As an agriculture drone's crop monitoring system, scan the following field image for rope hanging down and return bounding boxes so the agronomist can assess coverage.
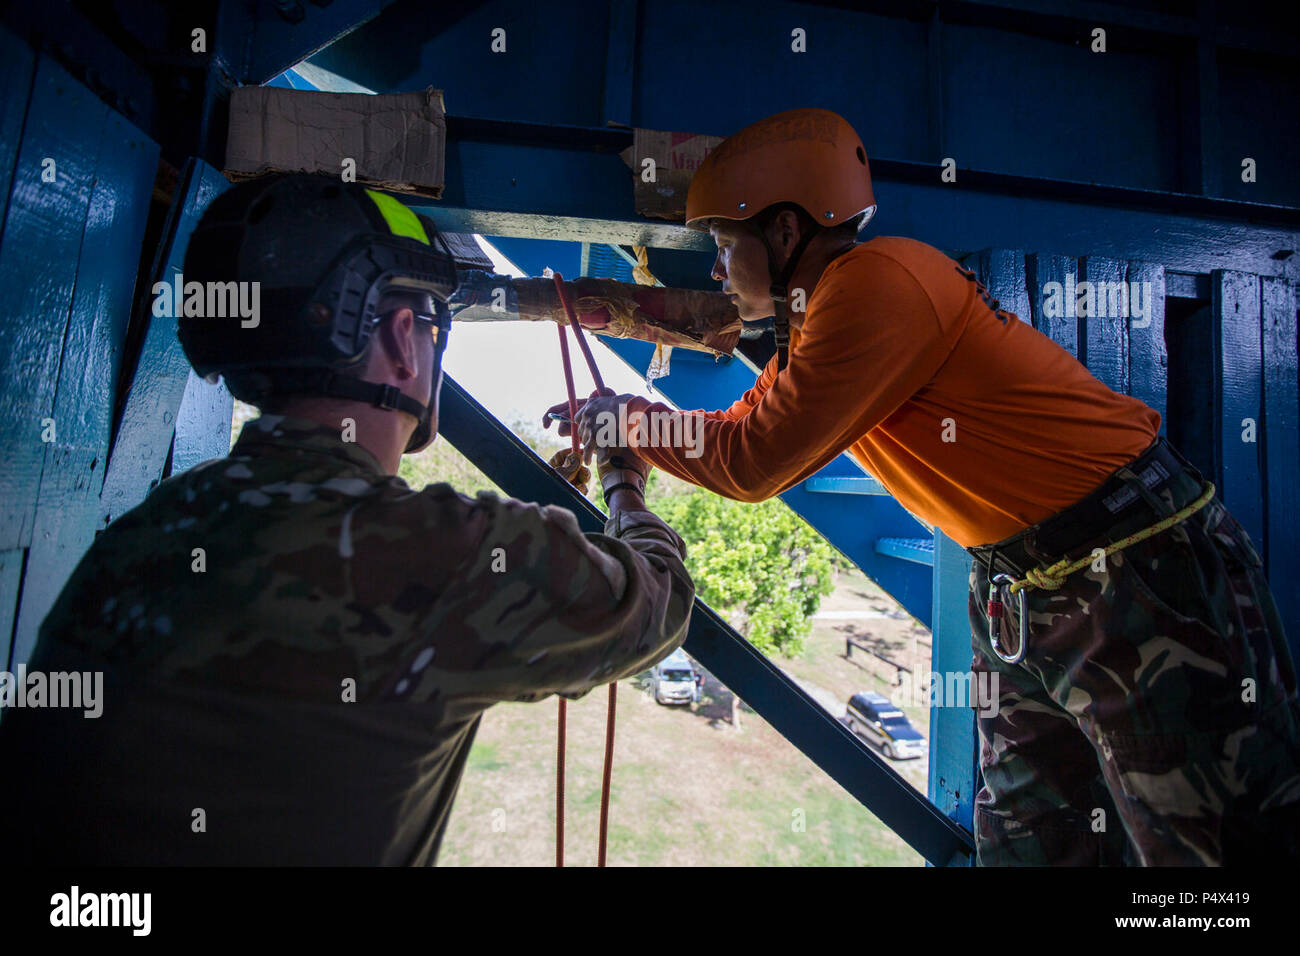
[549,270,618,868]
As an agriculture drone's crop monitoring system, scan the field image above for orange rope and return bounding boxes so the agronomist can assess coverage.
[551,271,618,868]
[553,273,607,392]
[555,696,566,867]
[597,682,617,866]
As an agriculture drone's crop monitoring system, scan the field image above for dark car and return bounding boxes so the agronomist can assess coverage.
[843,691,926,759]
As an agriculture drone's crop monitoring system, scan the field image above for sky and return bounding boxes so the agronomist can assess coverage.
[440,235,679,431]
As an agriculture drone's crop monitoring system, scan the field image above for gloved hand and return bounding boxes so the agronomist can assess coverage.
[547,448,591,496]
[596,449,651,503]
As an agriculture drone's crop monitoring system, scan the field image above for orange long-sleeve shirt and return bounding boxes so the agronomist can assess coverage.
[627,236,1160,548]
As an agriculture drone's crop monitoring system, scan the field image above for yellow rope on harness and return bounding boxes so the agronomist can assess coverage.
[1006,481,1218,595]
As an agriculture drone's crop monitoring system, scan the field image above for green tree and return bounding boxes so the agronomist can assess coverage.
[650,489,835,657]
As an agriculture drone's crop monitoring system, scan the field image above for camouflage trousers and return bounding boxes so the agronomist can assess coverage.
[968,456,1300,866]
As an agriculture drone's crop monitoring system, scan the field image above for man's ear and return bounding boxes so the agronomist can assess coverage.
[773,209,801,252]
[375,308,418,380]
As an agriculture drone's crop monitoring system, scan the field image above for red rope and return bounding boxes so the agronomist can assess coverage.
[555,697,566,868]
[551,271,618,868]
[554,323,576,869]
[597,682,617,866]
[552,272,606,393]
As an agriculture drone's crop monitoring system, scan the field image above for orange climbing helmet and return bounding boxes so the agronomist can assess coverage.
[684,107,876,233]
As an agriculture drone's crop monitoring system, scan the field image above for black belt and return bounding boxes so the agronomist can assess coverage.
[967,437,1204,582]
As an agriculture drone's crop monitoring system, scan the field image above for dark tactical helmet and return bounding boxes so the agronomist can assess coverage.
[179,173,459,453]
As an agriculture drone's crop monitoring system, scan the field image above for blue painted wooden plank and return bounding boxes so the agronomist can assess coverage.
[1126,260,1167,434]
[964,249,1031,326]
[1078,256,1129,396]
[1261,276,1298,651]
[927,530,978,856]
[0,28,36,241]
[11,108,158,667]
[1026,253,1079,356]
[1212,271,1265,554]
[171,369,234,474]
[98,159,231,529]
[0,55,107,552]
[0,549,23,673]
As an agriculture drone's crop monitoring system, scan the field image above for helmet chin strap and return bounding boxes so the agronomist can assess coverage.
[752,223,820,372]
[269,309,451,455]
[401,332,447,453]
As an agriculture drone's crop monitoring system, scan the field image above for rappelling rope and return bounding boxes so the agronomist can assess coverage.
[550,270,618,868]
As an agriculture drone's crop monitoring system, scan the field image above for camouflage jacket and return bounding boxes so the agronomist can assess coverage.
[1,414,694,865]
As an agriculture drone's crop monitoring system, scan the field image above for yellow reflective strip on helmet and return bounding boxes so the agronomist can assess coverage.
[364,189,430,245]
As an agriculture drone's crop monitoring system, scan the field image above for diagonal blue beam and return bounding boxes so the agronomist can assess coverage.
[436,373,975,866]
[217,0,407,85]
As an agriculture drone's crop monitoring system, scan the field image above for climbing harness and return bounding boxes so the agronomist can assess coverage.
[986,480,1218,664]
[548,269,619,867]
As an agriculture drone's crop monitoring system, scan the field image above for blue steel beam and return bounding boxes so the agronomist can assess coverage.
[292,13,1300,276]
[876,537,936,568]
[305,0,1300,211]
[436,372,975,866]
[804,476,889,496]
[928,531,980,853]
[403,124,1300,282]
[216,0,409,86]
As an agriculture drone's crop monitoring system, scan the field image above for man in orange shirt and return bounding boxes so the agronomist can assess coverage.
[547,108,1300,866]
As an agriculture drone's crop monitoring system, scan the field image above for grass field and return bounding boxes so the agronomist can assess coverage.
[439,566,934,867]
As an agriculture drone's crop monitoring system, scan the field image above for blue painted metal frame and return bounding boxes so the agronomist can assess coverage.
[928,531,979,859]
[436,372,974,866]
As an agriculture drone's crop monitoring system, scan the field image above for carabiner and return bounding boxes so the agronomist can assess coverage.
[989,573,1029,665]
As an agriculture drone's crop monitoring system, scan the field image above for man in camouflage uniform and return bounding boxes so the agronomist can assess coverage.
[0,174,694,865]
[968,451,1300,865]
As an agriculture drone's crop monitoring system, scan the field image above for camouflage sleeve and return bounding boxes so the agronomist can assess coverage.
[435,493,695,706]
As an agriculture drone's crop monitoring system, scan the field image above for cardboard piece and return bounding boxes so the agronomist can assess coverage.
[620,128,724,221]
[225,86,446,199]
